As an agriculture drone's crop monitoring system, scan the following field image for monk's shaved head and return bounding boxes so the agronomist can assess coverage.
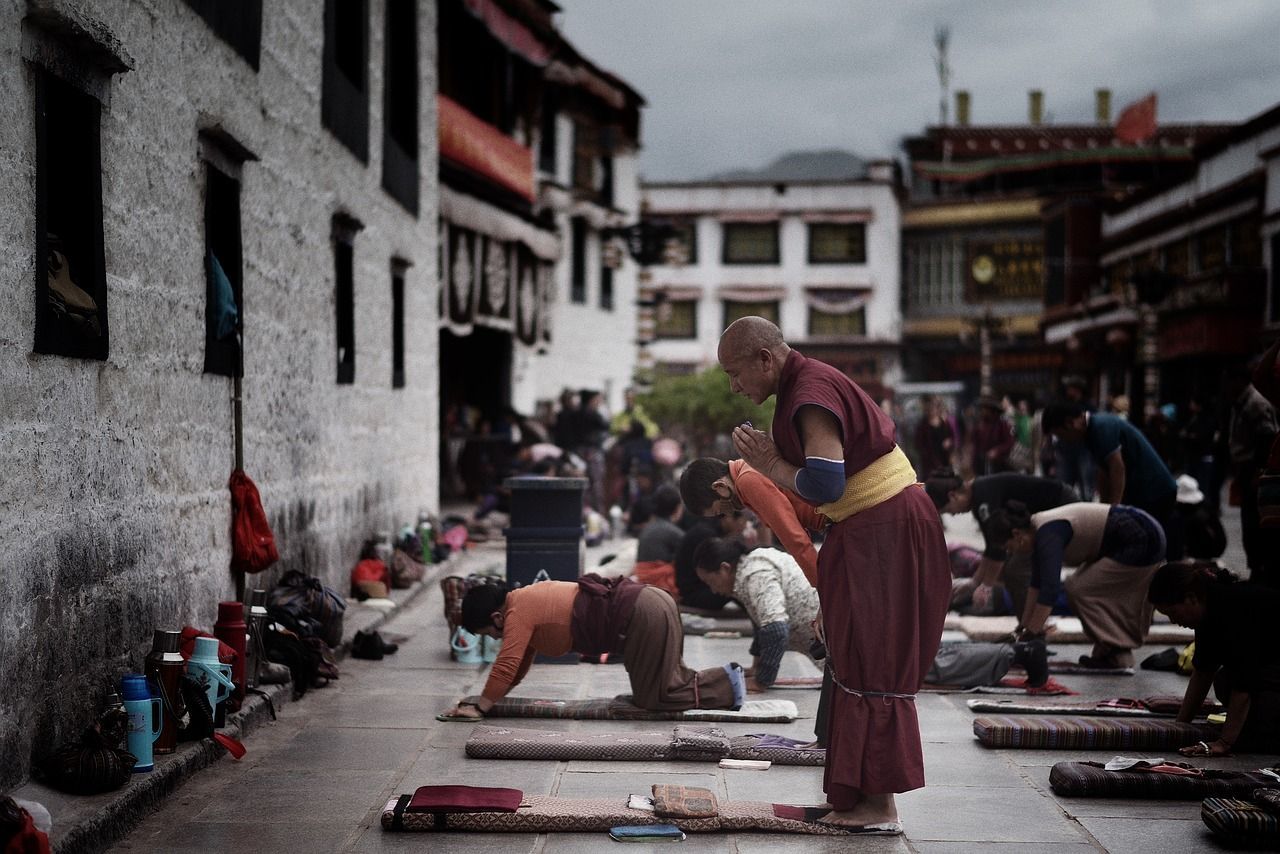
[719,316,786,361]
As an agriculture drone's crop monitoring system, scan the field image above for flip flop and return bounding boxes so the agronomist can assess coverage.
[814,819,904,835]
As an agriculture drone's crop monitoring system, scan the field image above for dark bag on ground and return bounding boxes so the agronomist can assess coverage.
[268,570,346,647]
[263,621,321,697]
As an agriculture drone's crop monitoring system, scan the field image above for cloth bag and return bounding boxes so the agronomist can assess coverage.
[229,469,279,573]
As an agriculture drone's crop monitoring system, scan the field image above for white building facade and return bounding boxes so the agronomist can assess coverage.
[639,164,903,399]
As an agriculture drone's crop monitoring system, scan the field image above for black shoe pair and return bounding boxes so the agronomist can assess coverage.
[1011,637,1049,688]
[352,629,399,661]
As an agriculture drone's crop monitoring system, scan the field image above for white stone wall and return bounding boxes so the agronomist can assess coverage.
[640,180,902,377]
[0,0,439,785]
[519,147,641,416]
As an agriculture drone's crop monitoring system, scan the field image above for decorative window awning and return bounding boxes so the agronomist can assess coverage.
[462,0,551,66]
[718,286,787,302]
[716,211,780,223]
[653,286,703,302]
[800,211,872,224]
[441,186,559,260]
[804,287,871,313]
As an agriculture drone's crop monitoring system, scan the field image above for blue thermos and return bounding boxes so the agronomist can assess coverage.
[121,673,163,772]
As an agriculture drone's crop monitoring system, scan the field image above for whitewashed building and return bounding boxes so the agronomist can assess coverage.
[639,154,903,400]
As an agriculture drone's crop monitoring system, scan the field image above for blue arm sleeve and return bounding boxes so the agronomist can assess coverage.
[752,621,790,687]
[1032,520,1073,607]
[794,457,845,503]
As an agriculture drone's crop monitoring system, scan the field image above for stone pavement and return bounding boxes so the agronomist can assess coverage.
[99,513,1260,853]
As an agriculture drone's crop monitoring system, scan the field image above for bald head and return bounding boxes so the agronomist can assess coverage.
[719,317,787,362]
[717,317,790,404]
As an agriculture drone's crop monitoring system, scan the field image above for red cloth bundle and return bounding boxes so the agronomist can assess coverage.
[407,785,523,813]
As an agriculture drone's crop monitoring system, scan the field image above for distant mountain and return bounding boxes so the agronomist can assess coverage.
[702,149,867,182]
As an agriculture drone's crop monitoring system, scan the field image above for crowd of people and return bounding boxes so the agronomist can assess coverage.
[444,323,1279,836]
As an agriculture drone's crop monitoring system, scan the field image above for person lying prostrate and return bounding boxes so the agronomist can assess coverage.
[693,537,820,692]
[444,577,744,719]
[1148,560,1280,756]
[679,457,822,583]
[924,469,1077,617]
[987,500,1166,670]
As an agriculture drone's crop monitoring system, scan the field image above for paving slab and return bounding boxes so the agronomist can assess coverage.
[1075,815,1221,854]
[897,785,1087,844]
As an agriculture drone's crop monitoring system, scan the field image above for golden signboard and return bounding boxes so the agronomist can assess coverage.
[966,238,1043,301]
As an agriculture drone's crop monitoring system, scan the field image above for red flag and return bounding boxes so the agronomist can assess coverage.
[1115,93,1157,143]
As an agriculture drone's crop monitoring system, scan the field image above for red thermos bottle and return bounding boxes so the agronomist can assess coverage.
[213,601,247,711]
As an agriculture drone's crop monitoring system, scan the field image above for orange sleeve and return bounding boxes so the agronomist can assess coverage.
[735,463,822,585]
[481,605,534,703]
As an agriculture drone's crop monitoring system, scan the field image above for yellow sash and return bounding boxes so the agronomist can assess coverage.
[816,445,919,523]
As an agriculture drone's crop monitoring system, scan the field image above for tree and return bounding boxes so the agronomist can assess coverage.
[638,367,776,458]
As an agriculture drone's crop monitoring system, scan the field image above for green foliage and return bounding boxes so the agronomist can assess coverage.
[638,367,775,456]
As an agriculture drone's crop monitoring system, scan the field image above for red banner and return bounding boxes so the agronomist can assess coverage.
[438,94,535,202]
[1115,93,1157,144]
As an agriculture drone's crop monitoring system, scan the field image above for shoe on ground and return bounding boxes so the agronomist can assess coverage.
[1012,638,1049,687]
[1077,654,1123,669]
[257,661,291,684]
[351,629,385,661]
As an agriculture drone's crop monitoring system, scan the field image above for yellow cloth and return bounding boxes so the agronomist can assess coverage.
[817,445,919,523]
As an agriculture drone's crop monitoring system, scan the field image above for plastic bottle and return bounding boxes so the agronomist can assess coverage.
[418,510,434,564]
[120,673,162,772]
[213,602,247,711]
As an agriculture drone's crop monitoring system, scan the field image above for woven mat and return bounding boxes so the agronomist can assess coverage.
[922,676,1075,696]
[381,794,853,835]
[944,614,1193,644]
[464,725,824,766]
[681,613,755,637]
[1050,761,1280,799]
[973,715,1217,750]
[967,696,1217,717]
[442,696,798,722]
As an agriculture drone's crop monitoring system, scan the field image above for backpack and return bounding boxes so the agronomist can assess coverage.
[268,570,346,647]
[229,470,279,573]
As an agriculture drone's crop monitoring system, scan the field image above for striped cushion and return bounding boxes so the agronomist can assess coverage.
[465,725,674,761]
[1202,796,1280,842]
[381,794,856,835]
[475,696,797,722]
[1049,762,1280,799]
[973,715,1214,749]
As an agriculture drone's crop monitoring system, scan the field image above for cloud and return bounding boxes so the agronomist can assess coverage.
[552,0,1280,180]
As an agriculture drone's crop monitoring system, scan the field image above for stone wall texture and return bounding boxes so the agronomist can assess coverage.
[0,0,439,787]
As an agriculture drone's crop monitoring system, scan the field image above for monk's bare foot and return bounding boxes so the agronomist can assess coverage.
[819,794,898,829]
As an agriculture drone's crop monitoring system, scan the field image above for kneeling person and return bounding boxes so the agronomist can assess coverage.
[445,576,744,718]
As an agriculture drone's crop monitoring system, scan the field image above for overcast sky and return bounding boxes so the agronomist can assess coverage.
[551,0,1280,181]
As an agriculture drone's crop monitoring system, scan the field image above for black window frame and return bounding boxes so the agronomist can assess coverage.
[33,69,108,361]
[1270,233,1280,325]
[653,299,698,340]
[381,0,418,214]
[599,263,614,311]
[721,221,780,265]
[202,162,244,377]
[570,217,587,304]
[538,92,558,176]
[391,258,409,388]
[669,220,698,265]
[807,221,867,264]
[333,213,364,384]
[722,299,779,329]
[182,0,263,71]
[321,0,370,163]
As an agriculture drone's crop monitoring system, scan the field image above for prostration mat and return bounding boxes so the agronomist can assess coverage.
[972,715,1217,750]
[381,793,854,835]
[944,614,1193,645]
[923,676,1076,696]
[1202,793,1280,844]
[464,724,826,766]
[1049,761,1280,799]
[438,697,799,722]
[967,696,1219,717]
[681,612,755,637]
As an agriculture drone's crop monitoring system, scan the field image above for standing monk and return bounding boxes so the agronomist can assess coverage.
[718,317,950,835]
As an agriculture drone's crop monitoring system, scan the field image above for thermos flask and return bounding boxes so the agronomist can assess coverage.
[244,590,269,690]
[213,602,247,711]
[120,673,163,772]
[143,629,185,755]
[186,636,234,722]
